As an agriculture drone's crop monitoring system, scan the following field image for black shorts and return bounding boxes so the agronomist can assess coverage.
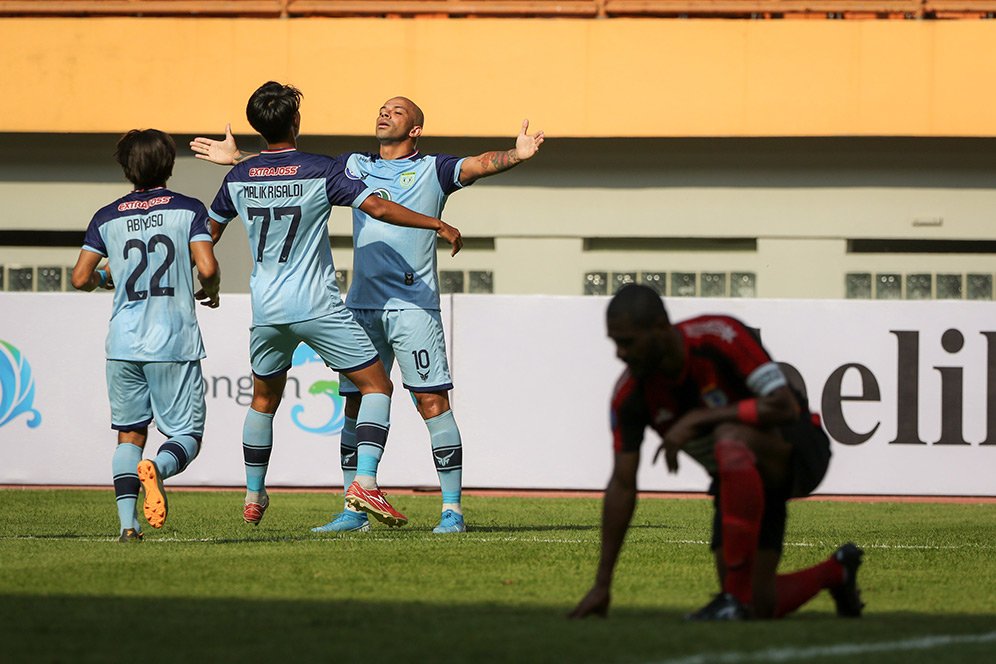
[710,416,831,553]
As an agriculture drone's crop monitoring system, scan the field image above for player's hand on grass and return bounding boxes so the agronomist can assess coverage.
[515,119,544,162]
[568,584,610,619]
[190,124,242,165]
[437,221,463,256]
[195,288,220,308]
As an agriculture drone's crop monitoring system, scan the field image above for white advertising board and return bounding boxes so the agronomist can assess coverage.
[1,293,993,495]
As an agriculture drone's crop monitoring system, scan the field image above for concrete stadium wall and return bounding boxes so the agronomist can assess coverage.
[2,134,995,298]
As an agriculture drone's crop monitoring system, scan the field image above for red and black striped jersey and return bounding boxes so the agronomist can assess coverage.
[610,314,788,453]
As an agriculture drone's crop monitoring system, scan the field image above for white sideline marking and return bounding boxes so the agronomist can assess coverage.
[649,631,996,664]
[1,535,994,549]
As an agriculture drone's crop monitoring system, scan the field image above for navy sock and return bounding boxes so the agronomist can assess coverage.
[427,410,463,510]
[243,409,274,494]
[340,416,359,509]
[153,434,200,480]
[112,443,142,532]
[355,393,390,485]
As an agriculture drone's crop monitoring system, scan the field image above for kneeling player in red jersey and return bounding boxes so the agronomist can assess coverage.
[569,284,863,621]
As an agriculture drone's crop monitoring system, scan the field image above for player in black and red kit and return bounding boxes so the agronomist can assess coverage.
[569,284,865,621]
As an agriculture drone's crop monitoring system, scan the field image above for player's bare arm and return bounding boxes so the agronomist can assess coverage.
[189,124,257,165]
[209,220,227,245]
[654,386,802,473]
[359,195,464,256]
[191,241,221,308]
[569,451,640,619]
[70,249,113,292]
[458,119,544,185]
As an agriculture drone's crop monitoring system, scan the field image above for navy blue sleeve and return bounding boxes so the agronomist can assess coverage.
[82,213,108,256]
[434,154,466,195]
[325,154,372,207]
[208,172,237,223]
[188,201,212,241]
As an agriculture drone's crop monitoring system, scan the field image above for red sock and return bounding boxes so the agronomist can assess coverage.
[715,438,764,605]
[773,556,845,618]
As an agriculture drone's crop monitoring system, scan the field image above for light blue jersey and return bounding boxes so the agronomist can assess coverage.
[343,151,468,311]
[209,149,375,326]
[82,188,212,362]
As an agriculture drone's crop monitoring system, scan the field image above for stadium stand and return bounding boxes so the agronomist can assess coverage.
[0,0,995,19]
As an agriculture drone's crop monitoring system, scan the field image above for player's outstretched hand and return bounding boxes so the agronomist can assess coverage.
[437,221,463,256]
[515,119,544,162]
[568,585,610,619]
[195,288,220,308]
[190,124,241,166]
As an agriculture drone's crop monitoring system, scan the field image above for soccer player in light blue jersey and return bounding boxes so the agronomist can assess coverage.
[205,82,463,529]
[192,96,543,533]
[73,129,220,542]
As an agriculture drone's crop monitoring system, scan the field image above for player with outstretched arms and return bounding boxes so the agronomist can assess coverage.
[72,129,220,541]
[206,82,462,528]
[192,96,543,534]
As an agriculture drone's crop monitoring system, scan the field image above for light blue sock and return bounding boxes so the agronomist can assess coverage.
[112,443,143,532]
[243,409,274,493]
[427,410,463,507]
[340,416,358,504]
[355,393,390,482]
[153,434,201,480]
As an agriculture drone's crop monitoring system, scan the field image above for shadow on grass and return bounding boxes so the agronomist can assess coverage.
[1,595,993,664]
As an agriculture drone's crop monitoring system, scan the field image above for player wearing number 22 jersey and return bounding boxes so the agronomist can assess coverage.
[74,128,220,542]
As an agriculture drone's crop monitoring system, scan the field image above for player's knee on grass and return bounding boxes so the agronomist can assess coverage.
[751,549,782,619]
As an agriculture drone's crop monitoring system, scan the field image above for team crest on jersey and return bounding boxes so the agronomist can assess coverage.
[373,188,392,201]
[702,387,729,408]
[399,171,417,189]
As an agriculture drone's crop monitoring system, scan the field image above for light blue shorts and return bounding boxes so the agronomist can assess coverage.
[339,308,453,395]
[250,307,379,379]
[106,360,205,437]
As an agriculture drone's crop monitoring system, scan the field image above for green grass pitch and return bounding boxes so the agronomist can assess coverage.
[1,489,994,663]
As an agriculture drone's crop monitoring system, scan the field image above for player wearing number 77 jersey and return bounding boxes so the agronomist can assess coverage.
[72,128,221,542]
[207,81,463,528]
[191,96,543,534]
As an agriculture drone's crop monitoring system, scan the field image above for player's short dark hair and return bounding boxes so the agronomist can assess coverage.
[607,284,670,329]
[247,81,302,143]
[115,129,175,189]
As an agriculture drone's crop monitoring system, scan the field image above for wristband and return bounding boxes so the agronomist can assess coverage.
[737,398,760,426]
[96,269,108,288]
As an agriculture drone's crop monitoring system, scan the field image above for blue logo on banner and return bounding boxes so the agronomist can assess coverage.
[0,339,42,430]
[289,344,345,435]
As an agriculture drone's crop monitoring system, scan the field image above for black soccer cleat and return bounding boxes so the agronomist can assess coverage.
[829,542,865,618]
[685,592,749,621]
[117,528,144,543]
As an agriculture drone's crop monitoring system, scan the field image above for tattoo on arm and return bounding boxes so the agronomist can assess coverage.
[480,149,520,173]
